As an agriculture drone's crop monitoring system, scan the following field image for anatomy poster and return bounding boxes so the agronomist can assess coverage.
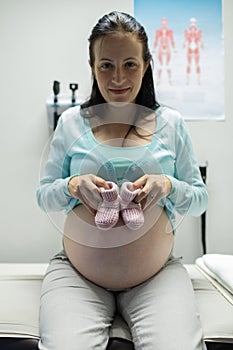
[134,0,224,120]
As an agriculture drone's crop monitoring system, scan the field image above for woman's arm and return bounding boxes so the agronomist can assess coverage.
[36,115,78,212]
[165,116,208,217]
[133,113,208,217]
[36,111,110,214]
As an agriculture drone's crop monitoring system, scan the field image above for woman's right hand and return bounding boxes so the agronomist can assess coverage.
[68,174,110,215]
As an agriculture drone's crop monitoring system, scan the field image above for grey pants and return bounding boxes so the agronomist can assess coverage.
[39,251,206,350]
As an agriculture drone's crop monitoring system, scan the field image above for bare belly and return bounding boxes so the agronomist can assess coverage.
[63,204,174,289]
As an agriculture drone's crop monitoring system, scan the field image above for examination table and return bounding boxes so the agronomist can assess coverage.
[0,261,232,350]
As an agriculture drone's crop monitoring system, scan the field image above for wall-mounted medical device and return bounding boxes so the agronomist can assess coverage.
[46,81,84,130]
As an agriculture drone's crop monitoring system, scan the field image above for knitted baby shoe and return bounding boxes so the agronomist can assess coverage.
[95,181,120,230]
[120,182,144,230]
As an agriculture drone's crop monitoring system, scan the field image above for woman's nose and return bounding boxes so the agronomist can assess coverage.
[112,67,125,83]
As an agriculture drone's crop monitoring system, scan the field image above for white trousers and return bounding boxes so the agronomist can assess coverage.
[39,251,206,350]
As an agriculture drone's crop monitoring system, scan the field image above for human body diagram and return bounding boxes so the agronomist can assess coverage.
[153,17,204,85]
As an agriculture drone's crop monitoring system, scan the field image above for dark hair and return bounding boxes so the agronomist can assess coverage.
[81,11,159,110]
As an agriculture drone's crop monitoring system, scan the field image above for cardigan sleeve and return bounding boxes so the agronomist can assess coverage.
[36,114,79,213]
[166,115,208,217]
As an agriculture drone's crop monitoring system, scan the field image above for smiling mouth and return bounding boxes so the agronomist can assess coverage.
[109,88,130,95]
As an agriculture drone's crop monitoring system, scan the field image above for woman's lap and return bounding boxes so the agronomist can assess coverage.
[39,252,206,350]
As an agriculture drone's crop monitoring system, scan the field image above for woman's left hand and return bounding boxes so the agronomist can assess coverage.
[132,174,172,210]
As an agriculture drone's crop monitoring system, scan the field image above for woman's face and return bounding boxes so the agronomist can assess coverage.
[91,33,149,104]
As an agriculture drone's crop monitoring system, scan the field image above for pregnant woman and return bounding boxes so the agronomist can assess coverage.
[37,11,208,350]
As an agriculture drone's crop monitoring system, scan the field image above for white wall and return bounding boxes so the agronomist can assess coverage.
[0,0,232,263]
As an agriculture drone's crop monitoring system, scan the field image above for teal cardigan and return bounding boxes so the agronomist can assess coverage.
[37,105,208,230]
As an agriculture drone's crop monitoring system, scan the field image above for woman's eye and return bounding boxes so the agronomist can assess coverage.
[125,62,137,68]
[99,63,112,70]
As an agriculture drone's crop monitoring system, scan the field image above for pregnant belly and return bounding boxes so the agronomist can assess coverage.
[63,204,174,289]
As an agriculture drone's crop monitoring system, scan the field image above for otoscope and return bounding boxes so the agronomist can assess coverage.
[69,83,78,105]
[53,80,60,130]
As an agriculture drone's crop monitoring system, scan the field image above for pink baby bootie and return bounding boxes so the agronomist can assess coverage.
[120,182,144,230]
[95,181,120,230]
